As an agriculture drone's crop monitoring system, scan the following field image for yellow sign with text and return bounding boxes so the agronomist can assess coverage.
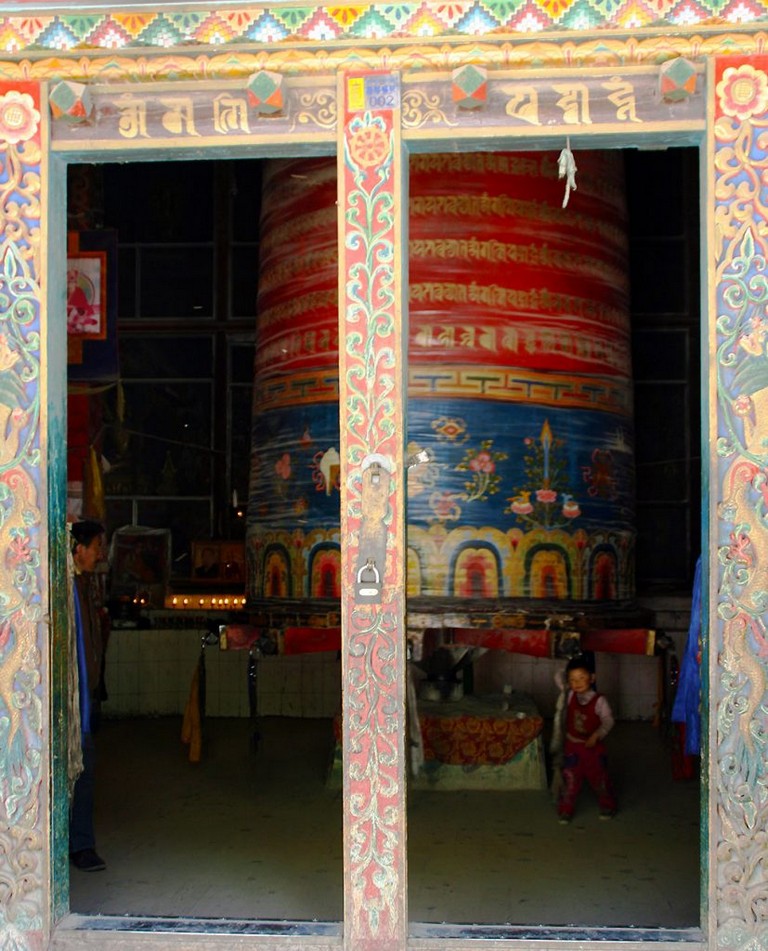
[347,77,366,111]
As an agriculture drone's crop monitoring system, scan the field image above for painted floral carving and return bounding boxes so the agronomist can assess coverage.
[0,334,20,372]
[0,225,43,951]
[716,63,768,121]
[733,394,754,420]
[715,57,768,951]
[737,313,768,357]
[342,84,404,944]
[0,104,42,942]
[1,42,768,951]
[8,530,32,566]
[0,90,39,144]
[347,120,390,169]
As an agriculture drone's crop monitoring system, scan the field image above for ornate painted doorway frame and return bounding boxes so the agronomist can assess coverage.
[0,32,765,951]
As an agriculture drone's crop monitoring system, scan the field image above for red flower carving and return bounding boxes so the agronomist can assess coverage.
[717,64,768,122]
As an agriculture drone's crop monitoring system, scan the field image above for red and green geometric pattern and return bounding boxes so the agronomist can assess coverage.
[0,0,766,52]
[246,69,284,113]
[452,64,488,108]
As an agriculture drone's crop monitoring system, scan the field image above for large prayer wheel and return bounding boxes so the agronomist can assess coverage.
[247,151,634,603]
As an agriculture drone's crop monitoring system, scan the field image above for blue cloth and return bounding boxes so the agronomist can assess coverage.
[73,580,91,737]
[70,732,96,852]
[671,556,702,755]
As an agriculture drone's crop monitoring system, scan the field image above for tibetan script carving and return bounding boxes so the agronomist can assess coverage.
[498,72,695,126]
[52,69,702,148]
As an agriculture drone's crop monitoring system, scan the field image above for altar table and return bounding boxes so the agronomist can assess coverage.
[329,691,547,791]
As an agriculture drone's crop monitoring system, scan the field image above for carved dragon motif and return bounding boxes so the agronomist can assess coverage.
[0,463,40,798]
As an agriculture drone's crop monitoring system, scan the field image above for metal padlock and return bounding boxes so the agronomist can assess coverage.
[356,558,381,602]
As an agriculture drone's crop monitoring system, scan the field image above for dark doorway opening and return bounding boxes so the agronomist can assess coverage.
[64,146,701,929]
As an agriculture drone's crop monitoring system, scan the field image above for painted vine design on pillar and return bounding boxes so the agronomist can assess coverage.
[340,83,406,946]
[714,56,768,950]
[0,84,44,950]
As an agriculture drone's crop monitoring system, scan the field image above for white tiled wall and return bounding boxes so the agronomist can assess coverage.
[257,654,341,717]
[471,651,660,719]
[471,617,691,721]
[103,596,691,722]
[103,629,341,719]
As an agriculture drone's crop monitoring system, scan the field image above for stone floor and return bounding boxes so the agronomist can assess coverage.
[68,716,700,929]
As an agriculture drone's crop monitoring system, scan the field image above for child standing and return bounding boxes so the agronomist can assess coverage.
[553,652,617,824]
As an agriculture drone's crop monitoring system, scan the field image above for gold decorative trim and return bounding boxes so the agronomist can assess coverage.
[0,30,764,83]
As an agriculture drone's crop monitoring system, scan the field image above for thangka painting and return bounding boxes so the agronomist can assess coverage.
[67,230,119,381]
[67,251,105,338]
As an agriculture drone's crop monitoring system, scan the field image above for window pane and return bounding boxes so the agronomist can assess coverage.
[120,336,213,379]
[103,161,215,243]
[117,247,136,319]
[634,382,688,500]
[629,242,687,314]
[626,151,684,236]
[231,161,262,241]
[138,247,214,319]
[135,500,213,576]
[103,382,212,496]
[231,246,259,318]
[635,504,688,583]
[230,343,255,384]
[229,384,253,503]
[105,500,134,540]
[632,329,688,380]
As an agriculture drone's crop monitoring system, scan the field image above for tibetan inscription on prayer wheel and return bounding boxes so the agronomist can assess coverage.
[247,151,634,603]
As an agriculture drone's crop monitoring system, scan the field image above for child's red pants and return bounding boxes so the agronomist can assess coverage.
[558,742,617,817]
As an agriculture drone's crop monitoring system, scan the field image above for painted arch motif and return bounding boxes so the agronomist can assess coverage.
[453,544,501,598]
[308,543,341,598]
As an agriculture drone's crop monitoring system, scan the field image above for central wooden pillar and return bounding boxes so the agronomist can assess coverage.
[338,72,408,951]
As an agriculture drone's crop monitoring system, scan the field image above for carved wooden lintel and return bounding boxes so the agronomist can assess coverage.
[50,66,705,151]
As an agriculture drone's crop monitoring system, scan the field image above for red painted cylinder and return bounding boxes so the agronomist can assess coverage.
[248,151,634,603]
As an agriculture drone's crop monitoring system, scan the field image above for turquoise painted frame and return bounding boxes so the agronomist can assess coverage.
[0,32,766,951]
[45,80,710,951]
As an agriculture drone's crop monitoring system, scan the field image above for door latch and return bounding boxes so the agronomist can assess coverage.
[356,558,381,600]
[355,455,392,604]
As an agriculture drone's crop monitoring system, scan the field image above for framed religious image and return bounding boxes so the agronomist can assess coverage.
[67,230,119,381]
[109,525,172,608]
[220,542,246,583]
[191,540,245,584]
[192,541,222,581]
[67,250,107,340]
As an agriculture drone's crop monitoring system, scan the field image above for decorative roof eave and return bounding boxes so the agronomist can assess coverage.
[0,25,766,81]
[0,0,765,60]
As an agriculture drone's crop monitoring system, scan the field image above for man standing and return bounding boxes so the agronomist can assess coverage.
[69,519,108,872]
